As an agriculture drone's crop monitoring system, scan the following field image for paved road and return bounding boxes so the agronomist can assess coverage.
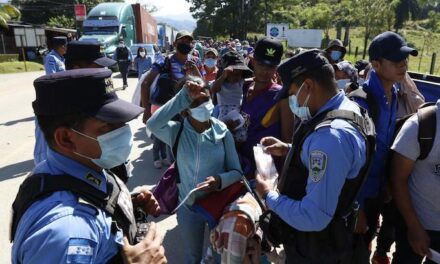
[0,72,185,263]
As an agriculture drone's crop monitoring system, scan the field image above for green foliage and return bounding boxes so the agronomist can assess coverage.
[0,4,21,28]
[0,61,44,73]
[0,54,19,62]
[47,15,75,29]
[426,11,440,32]
[10,0,120,27]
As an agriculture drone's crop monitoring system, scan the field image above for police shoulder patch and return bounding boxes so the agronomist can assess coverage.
[309,150,327,182]
[67,238,96,264]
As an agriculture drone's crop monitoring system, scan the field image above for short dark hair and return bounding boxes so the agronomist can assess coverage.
[37,112,90,148]
[291,64,336,91]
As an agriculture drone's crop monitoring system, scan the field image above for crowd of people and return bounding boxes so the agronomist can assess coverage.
[9,29,440,264]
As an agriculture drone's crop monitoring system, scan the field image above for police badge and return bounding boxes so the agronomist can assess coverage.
[309,150,327,182]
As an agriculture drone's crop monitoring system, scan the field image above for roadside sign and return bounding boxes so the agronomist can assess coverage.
[75,4,87,21]
[286,29,323,48]
[266,23,288,39]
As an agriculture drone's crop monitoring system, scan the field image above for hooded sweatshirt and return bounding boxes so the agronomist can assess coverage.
[147,88,242,203]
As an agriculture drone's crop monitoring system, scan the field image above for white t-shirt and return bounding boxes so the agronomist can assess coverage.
[391,100,440,231]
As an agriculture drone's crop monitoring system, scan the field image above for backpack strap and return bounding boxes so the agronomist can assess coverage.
[417,103,437,160]
[10,173,108,242]
[347,84,379,125]
[172,122,185,183]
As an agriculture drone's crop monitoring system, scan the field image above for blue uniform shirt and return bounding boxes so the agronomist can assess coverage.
[12,149,123,264]
[33,121,47,165]
[353,70,397,207]
[265,92,367,231]
[44,50,65,74]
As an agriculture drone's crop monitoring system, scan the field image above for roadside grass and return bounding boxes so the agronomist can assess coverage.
[327,27,440,75]
[0,61,44,74]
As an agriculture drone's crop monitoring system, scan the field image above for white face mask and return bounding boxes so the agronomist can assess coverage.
[336,79,350,91]
[139,51,146,57]
[190,100,214,122]
[72,125,133,169]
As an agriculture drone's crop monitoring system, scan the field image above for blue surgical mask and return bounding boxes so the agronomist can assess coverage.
[288,83,311,121]
[357,78,366,86]
[190,100,214,122]
[330,50,342,61]
[204,58,217,68]
[72,125,133,169]
[336,79,350,91]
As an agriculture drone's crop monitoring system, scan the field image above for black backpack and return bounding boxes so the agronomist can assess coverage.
[149,56,178,105]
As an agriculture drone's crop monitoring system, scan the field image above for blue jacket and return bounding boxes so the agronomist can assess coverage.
[147,88,242,203]
[266,92,367,231]
[12,149,122,263]
[354,70,397,207]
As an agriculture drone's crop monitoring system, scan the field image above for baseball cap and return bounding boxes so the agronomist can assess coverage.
[65,40,116,68]
[204,47,218,57]
[221,51,253,77]
[335,61,358,82]
[32,68,143,123]
[175,30,193,41]
[52,36,67,46]
[276,49,330,100]
[253,37,283,66]
[325,39,346,53]
[369,31,418,62]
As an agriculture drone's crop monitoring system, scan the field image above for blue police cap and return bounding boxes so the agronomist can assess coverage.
[52,36,67,46]
[65,40,116,68]
[276,49,329,100]
[369,31,418,62]
[32,68,143,123]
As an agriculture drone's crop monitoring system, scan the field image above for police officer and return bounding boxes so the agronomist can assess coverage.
[255,49,374,263]
[113,38,133,89]
[11,69,167,264]
[65,40,117,70]
[44,36,67,74]
[33,40,118,166]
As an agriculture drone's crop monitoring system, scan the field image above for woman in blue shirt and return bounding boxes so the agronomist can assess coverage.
[134,47,152,79]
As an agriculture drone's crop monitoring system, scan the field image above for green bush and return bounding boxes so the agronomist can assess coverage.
[0,54,19,63]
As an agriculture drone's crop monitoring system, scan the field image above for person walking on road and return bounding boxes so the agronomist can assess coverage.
[113,38,133,89]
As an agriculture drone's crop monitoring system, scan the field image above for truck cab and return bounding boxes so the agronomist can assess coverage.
[80,3,135,58]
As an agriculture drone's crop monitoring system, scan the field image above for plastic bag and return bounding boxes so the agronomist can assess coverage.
[253,144,278,186]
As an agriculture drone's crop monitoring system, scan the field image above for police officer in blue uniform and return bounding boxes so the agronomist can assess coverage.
[255,49,375,263]
[34,40,118,166]
[44,36,67,74]
[11,69,167,264]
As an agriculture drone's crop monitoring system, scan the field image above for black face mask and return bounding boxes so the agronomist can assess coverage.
[177,43,192,55]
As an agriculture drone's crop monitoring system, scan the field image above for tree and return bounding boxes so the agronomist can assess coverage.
[394,0,420,32]
[0,4,21,28]
[47,15,75,29]
[10,0,120,27]
[354,0,395,58]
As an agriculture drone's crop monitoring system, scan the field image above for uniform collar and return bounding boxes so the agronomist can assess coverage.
[315,91,345,116]
[47,149,107,193]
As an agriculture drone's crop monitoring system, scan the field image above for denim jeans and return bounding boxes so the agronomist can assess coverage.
[152,135,167,161]
[176,205,208,264]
